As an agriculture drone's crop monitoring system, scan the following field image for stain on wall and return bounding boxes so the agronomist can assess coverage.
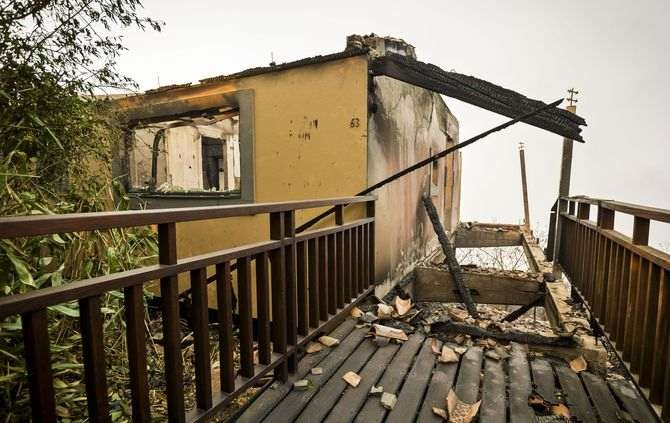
[368,75,460,296]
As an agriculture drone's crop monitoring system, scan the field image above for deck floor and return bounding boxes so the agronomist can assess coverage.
[237,318,656,422]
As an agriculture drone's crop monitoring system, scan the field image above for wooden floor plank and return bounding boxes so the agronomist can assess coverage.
[531,358,558,403]
[609,379,660,423]
[480,358,506,423]
[353,333,425,423]
[416,341,459,423]
[237,319,355,422]
[263,327,368,422]
[508,342,535,422]
[323,343,400,423]
[385,338,437,423]
[581,372,622,423]
[295,339,377,422]
[453,346,483,404]
[553,363,598,423]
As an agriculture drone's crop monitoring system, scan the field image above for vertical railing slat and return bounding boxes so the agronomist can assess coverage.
[237,257,254,378]
[327,233,337,314]
[256,252,271,364]
[283,210,298,373]
[189,267,212,410]
[124,284,151,422]
[318,236,329,321]
[158,222,185,423]
[307,238,320,327]
[296,241,309,336]
[343,229,352,302]
[269,212,288,382]
[352,225,359,294]
[357,225,364,292]
[215,262,235,393]
[640,263,661,387]
[79,295,111,422]
[653,269,669,405]
[21,308,57,423]
[335,205,345,308]
[367,201,376,286]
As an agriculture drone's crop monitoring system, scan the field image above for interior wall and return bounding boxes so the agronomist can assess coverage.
[368,76,460,297]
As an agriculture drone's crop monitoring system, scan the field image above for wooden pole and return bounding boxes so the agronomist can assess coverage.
[552,92,578,276]
[519,143,531,228]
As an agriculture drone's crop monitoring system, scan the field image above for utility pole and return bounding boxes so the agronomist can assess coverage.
[518,142,531,228]
[551,88,579,276]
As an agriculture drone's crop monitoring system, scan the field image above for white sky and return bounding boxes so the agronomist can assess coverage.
[117,0,670,248]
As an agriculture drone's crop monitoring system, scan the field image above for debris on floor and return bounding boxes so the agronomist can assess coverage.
[380,392,397,410]
[369,385,384,396]
[310,367,323,375]
[446,389,481,423]
[342,371,361,387]
[318,335,340,347]
[293,379,312,391]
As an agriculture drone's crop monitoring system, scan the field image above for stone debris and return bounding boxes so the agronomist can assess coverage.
[361,311,378,323]
[293,379,312,391]
[310,367,323,375]
[342,371,361,387]
[380,392,397,410]
[318,336,340,347]
[369,385,384,396]
[377,303,394,319]
[350,307,363,318]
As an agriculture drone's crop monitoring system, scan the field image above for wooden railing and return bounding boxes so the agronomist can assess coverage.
[555,195,670,418]
[0,196,376,423]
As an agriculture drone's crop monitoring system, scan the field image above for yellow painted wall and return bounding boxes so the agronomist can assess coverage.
[116,55,369,300]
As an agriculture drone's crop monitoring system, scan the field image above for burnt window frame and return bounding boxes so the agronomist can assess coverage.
[116,90,255,209]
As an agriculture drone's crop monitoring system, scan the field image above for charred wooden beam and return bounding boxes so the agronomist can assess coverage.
[371,53,586,141]
[501,295,545,323]
[454,223,522,248]
[421,195,478,318]
[414,266,543,305]
[431,319,576,348]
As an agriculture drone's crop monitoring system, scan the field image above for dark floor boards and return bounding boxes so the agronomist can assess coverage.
[243,319,655,423]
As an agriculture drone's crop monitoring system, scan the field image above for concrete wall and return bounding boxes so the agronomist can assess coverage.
[368,76,460,296]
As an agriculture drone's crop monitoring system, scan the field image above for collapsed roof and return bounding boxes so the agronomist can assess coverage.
[370,53,585,141]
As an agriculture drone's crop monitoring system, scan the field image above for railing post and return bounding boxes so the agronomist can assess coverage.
[79,295,111,421]
[577,202,591,220]
[124,284,150,422]
[633,216,650,245]
[269,212,288,382]
[158,222,185,423]
[283,210,298,373]
[597,204,615,230]
[190,267,212,410]
[551,197,569,277]
[366,200,376,286]
[21,309,56,422]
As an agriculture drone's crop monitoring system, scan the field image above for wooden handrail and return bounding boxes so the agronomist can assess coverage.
[0,196,377,422]
[561,195,670,224]
[0,195,375,238]
[555,195,669,418]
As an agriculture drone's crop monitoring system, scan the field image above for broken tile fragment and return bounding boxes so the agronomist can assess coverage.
[318,335,340,347]
[381,392,397,410]
[395,296,412,316]
[373,324,408,341]
[432,407,448,420]
[447,389,481,423]
[310,367,323,375]
[350,307,363,318]
[369,385,384,396]
[306,342,323,353]
[342,371,361,387]
[439,345,459,363]
[293,379,311,391]
[361,311,378,323]
[569,355,587,373]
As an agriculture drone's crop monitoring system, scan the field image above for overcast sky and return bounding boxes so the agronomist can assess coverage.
[117,0,670,249]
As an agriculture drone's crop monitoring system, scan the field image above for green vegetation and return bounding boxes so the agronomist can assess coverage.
[0,1,163,420]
